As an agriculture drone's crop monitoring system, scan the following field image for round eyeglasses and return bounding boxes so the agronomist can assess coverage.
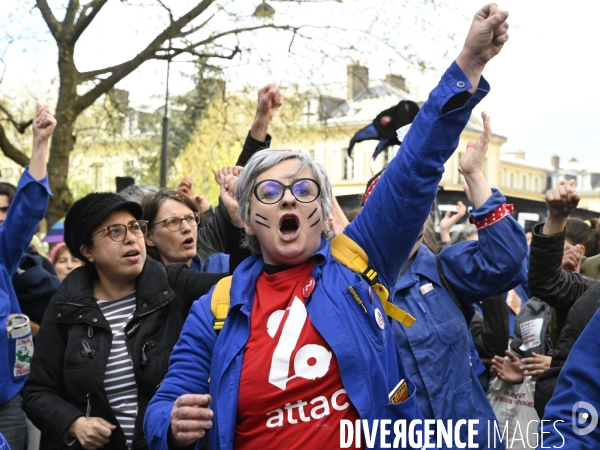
[253,178,321,205]
[151,212,201,231]
[92,220,148,242]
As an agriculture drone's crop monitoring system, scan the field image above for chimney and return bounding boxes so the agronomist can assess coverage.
[551,154,560,170]
[347,62,369,101]
[107,88,130,111]
[515,149,525,160]
[385,74,408,92]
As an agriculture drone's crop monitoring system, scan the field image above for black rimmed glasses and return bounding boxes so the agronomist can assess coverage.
[254,178,321,205]
[151,212,200,231]
[92,220,148,242]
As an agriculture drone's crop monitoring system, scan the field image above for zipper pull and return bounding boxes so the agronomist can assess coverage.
[85,392,91,417]
[82,340,95,358]
[88,325,93,338]
[141,343,148,366]
[127,321,142,336]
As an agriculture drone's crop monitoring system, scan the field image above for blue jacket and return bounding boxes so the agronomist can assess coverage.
[392,189,527,449]
[541,307,600,449]
[190,253,229,274]
[145,61,491,450]
[0,169,51,404]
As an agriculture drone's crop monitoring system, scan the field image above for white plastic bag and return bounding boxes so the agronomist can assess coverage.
[487,376,540,449]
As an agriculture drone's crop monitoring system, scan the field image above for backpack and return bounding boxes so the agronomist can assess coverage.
[211,233,416,332]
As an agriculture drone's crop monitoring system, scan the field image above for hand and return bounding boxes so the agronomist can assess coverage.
[456,4,509,86]
[216,172,242,228]
[169,394,213,448]
[546,179,580,220]
[458,112,493,208]
[520,352,551,380]
[68,417,116,450]
[177,177,211,213]
[562,243,584,272]
[256,84,282,120]
[459,112,491,178]
[491,350,524,384]
[213,166,243,184]
[177,177,195,197]
[32,103,57,143]
[251,85,282,141]
[439,201,467,242]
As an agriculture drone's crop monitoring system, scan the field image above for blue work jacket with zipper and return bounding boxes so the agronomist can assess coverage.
[0,169,51,406]
[145,61,492,450]
[392,189,527,449]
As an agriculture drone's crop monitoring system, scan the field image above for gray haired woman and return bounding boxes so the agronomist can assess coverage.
[145,6,511,447]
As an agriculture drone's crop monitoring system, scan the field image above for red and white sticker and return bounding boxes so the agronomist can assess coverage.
[374,308,385,330]
[302,277,316,298]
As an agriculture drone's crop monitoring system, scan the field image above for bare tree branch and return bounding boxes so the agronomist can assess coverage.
[64,0,80,29]
[75,0,217,112]
[175,14,214,39]
[72,0,110,44]
[0,105,33,134]
[0,122,30,167]
[156,0,175,25]
[35,0,61,42]
[153,45,241,61]
[169,24,296,58]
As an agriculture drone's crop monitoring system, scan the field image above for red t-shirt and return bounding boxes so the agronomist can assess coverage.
[234,260,361,449]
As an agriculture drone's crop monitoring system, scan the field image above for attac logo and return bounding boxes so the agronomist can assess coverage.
[267,296,332,390]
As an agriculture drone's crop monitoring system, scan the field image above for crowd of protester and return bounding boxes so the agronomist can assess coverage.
[4,4,600,450]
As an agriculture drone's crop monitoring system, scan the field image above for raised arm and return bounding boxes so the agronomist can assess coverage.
[346,4,510,288]
[437,113,527,303]
[235,84,281,167]
[0,104,54,273]
[529,181,594,310]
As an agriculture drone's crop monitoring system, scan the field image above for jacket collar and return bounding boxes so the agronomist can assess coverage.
[54,256,174,312]
[395,244,439,290]
[229,238,329,311]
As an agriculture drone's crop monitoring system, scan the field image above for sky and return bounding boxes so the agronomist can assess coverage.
[1,0,599,167]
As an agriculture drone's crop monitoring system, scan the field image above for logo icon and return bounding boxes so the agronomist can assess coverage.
[572,401,598,436]
[267,296,332,390]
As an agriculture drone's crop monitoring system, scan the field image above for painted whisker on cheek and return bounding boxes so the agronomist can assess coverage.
[256,213,268,221]
[307,208,318,219]
[256,220,271,229]
[310,218,321,228]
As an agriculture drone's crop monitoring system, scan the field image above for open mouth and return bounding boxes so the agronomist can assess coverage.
[123,250,140,259]
[279,214,299,237]
[182,237,194,247]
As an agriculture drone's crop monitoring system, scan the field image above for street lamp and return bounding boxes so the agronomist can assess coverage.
[160,42,171,188]
[254,1,275,18]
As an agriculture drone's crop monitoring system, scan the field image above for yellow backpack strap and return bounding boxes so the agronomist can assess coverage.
[330,233,416,328]
[211,276,233,332]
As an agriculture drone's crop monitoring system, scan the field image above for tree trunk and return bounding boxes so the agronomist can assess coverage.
[46,46,78,227]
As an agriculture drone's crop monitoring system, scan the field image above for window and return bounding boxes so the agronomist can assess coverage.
[534,177,539,192]
[92,163,103,191]
[509,173,514,189]
[521,175,527,190]
[342,151,354,180]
